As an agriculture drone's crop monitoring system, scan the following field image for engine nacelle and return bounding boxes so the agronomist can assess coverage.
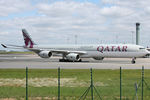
[38,51,52,58]
[66,53,80,61]
[93,57,104,60]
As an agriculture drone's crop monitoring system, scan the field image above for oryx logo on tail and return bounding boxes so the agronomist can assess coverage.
[22,29,35,48]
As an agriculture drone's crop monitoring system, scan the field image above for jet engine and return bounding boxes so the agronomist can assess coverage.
[38,51,52,58]
[66,53,80,61]
[93,57,104,60]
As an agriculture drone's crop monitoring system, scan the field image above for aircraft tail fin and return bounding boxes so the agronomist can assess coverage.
[22,29,36,48]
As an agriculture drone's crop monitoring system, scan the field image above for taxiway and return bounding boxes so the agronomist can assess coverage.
[0,54,150,69]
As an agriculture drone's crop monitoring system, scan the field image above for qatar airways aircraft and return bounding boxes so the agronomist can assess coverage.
[1,29,150,64]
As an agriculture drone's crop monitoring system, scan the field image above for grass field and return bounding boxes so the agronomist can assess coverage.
[0,69,150,100]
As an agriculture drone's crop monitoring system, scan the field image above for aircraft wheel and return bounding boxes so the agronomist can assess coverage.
[131,57,136,64]
[78,59,82,62]
[59,59,66,62]
[131,60,136,64]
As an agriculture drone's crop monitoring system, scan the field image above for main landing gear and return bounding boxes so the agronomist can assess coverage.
[131,57,136,64]
[59,54,82,62]
[59,59,82,62]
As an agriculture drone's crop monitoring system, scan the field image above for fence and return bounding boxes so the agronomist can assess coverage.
[0,67,150,100]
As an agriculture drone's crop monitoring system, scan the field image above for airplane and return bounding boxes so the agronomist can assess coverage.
[1,29,150,64]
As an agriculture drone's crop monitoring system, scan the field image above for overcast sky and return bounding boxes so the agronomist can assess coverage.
[1,0,150,50]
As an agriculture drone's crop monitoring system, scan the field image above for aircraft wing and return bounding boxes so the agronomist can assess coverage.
[28,48,87,55]
[50,50,87,55]
[1,44,87,55]
[1,44,40,53]
[1,44,24,49]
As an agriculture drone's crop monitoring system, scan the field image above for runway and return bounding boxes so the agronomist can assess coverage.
[0,54,150,69]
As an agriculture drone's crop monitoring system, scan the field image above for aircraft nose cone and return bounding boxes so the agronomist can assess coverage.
[144,50,150,57]
[146,50,150,53]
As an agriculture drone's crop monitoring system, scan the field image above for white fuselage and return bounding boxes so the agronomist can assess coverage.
[33,44,149,58]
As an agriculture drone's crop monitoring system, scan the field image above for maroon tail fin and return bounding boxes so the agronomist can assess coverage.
[22,29,35,48]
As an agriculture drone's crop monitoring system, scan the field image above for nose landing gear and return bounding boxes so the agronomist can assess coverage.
[131,57,136,64]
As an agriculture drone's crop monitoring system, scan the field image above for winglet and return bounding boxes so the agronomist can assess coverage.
[1,44,7,48]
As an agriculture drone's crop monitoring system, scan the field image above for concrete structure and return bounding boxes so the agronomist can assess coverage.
[136,23,140,45]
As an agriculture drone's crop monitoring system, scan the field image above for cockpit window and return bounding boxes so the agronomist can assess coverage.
[139,48,145,49]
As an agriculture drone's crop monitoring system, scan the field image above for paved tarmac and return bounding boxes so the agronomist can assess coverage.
[0,54,150,69]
